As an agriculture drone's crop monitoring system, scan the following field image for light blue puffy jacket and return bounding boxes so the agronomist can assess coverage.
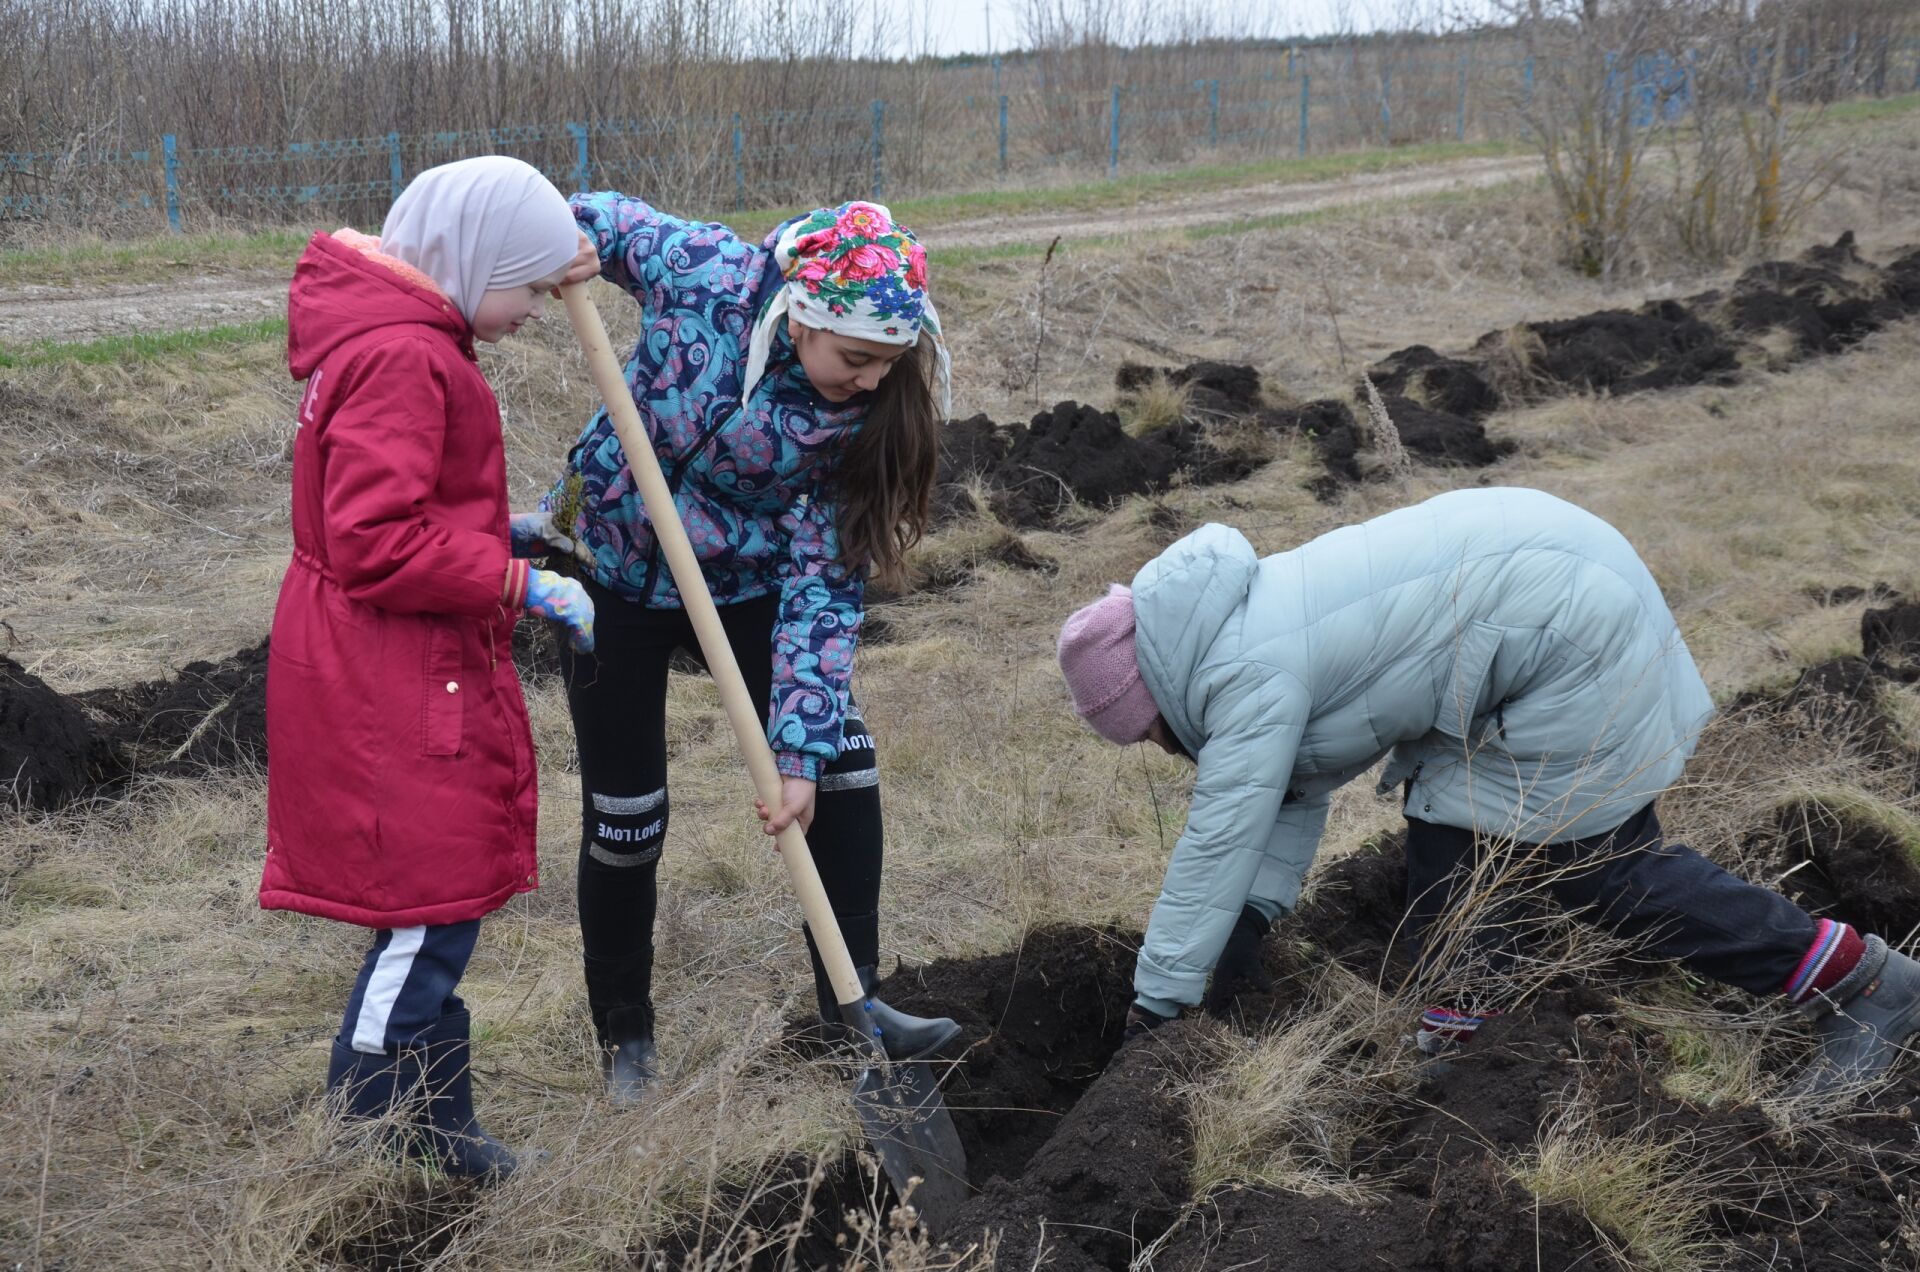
[1128,487,1715,1015]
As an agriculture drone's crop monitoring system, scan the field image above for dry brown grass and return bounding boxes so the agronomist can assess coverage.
[7,114,1920,1269]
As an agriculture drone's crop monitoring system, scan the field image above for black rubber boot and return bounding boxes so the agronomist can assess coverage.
[805,941,962,1062]
[413,1007,521,1182]
[1792,935,1920,1104]
[583,947,656,1103]
[327,1036,408,1125]
[600,1004,658,1107]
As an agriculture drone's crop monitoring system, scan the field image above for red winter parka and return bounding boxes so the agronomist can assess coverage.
[260,231,539,929]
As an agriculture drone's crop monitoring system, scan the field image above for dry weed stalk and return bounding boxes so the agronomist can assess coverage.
[1358,374,1413,483]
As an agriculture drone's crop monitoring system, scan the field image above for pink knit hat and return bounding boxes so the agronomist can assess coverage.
[1057,584,1161,745]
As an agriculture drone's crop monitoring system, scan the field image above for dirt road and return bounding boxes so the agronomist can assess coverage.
[0,153,1538,347]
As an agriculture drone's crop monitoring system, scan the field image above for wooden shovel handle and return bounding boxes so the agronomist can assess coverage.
[560,283,866,1011]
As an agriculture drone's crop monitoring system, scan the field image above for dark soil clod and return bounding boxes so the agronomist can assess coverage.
[1361,345,1501,420]
[934,396,1262,531]
[1862,601,1920,681]
[6,640,272,810]
[0,656,121,811]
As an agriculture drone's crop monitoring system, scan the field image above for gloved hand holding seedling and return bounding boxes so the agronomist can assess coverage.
[508,509,578,560]
[525,568,594,653]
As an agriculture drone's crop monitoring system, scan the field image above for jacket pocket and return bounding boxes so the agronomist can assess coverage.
[1435,620,1505,739]
[423,621,467,757]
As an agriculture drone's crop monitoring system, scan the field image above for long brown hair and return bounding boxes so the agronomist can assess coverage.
[834,332,940,591]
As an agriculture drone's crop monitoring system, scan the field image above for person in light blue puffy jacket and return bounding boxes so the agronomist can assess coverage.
[1057,487,1920,1101]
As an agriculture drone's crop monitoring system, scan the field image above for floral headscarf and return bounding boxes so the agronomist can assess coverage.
[742,200,951,417]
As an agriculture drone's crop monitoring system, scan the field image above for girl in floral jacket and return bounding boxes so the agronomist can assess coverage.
[516,197,960,1099]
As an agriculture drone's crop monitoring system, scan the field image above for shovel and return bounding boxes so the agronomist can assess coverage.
[560,283,970,1234]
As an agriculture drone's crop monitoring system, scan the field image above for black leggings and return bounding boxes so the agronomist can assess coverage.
[560,579,883,1035]
[1404,803,1818,1002]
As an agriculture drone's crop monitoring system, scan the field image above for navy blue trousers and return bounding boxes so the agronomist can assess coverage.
[1404,803,1817,998]
[337,920,480,1054]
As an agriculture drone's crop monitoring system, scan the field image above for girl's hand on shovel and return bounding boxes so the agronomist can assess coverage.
[552,230,600,296]
[755,777,817,843]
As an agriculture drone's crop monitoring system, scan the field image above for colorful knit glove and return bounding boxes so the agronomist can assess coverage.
[526,568,595,654]
[509,510,577,560]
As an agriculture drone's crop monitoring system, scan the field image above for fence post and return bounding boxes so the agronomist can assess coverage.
[162,133,182,233]
[731,113,745,209]
[1457,54,1468,140]
[1287,46,1295,79]
[870,99,885,200]
[997,94,1009,174]
[1208,79,1220,147]
[1108,86,1121,178]
[1298,74,1310,156]
[564,122,589,193]
[1380,64,1392,140]
[386,132,404,199]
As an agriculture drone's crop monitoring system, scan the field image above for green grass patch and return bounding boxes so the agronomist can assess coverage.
[1824,91,1920,125]
[0,317,287,367]
[0,228,308,287]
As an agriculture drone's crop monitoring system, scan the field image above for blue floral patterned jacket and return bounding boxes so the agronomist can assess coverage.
[552,192,869,781]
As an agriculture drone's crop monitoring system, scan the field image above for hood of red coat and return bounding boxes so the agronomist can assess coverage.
[287,231,473,381]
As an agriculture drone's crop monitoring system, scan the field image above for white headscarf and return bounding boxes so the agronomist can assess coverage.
[379,156,578,324]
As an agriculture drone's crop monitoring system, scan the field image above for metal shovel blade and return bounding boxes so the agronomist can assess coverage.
[848,1045,971,1236]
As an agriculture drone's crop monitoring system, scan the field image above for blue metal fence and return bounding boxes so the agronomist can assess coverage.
[3,39,1916,233]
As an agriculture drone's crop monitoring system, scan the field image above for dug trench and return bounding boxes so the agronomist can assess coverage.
[670,605,1920,1271]
[668,825,1920,1270]
[869,232,1920,620]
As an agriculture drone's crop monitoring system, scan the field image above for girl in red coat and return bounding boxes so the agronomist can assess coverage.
[262,156,598,1180]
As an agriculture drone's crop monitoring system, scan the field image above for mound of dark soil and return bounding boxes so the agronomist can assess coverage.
[1863,601,1920,681]
[1720,231,1914,357]
[83,640,271,773]
[1379,395,1512,468]
[4,641,275,810]
[0,657,122,811]
[1267,398,1364,493]
[934,400,1259,530]
[1772,794,1920,940]
[1506,298,1742,396]
[1362,345,1500,420]
[1117,360,1266,417]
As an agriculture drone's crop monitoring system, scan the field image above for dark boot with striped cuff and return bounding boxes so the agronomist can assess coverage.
[1791,934,1920,1103]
